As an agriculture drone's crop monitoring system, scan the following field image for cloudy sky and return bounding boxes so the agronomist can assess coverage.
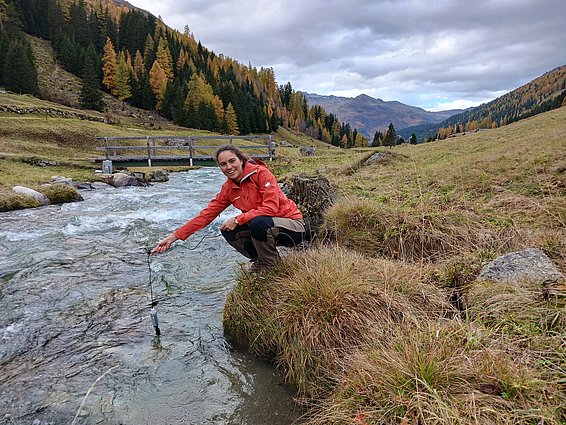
[130,0,566,111]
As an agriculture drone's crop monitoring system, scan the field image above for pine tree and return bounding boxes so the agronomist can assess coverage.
[155,37,173,80]
[79,44,104,111]
[115,53,132,110]
[102,37,117,94]
[354,132,365,147]
[371,130,382,147]
[409,133,418,145]
[383,123,396,148]
[224,102,239,134]
[3,38,39,96]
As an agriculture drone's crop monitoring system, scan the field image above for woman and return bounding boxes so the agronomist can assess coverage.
[151,145,305,272]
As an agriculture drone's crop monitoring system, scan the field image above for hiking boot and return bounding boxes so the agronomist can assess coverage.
[251,233,280,272]
[249,258,272,273]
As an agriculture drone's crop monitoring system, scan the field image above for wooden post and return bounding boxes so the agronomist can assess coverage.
[268,135,274,161]
[146,136,152,167]
[104,137,109,160]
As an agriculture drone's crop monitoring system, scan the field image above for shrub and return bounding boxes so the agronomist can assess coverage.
[0,193,40,211]
[39,184,82,204]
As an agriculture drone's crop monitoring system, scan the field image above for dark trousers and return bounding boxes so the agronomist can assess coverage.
[221,216,304,260]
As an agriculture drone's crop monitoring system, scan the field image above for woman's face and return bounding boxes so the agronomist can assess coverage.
[217,150,244,182]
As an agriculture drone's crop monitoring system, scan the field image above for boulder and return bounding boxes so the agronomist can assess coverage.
[90,182,114,189]
[12,186,50,206]
[478,248,564,289]
[363,152,389,166]
[51,176,74,186]
[102,172,139,187]
[299,146,316,157]
[151,169,169,182]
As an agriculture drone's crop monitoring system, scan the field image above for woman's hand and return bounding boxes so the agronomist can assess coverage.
[220,217,239,232]
[151,233,178,255]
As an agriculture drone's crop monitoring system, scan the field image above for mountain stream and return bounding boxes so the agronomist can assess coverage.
[0,168,300,424]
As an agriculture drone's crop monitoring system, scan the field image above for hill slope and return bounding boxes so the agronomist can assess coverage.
[401,65,566,141]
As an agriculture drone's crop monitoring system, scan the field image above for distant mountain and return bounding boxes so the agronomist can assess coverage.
[401,65,566,142]
[303,93,462,138]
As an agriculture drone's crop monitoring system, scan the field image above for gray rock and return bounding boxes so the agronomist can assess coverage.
[363,152,389,166]
[104,172,139,187]
[12,186,50,206]
[299,146,316,157]
[90,182,114,189]
[151,169,169,182]
[75,182,94,189]
[51,175,74,186]
[478,248,564,285]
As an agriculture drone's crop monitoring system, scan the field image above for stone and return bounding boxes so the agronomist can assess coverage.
[103,172,139,187]
[12,186,50,206]
[51,176,74,186]
[478,248,564,286]
[299,146,316,157]
[90,182,114,189]
[151,169,169,182]
[363,152,389,166]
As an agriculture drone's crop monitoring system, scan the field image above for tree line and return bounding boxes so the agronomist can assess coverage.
[1,0,368,147]
[434,66,566,141]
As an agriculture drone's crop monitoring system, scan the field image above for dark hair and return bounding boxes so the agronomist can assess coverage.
[215,144,250,164]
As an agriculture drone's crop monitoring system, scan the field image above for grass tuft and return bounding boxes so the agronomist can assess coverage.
[224,246,453,399]
[0,192,40,212]
[39,184,82,204]
[305,320,564,425]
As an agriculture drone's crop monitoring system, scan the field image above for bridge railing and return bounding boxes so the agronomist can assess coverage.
[95,135,274,167]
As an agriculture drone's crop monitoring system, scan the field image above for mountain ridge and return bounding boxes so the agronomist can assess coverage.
[303,92,463,137]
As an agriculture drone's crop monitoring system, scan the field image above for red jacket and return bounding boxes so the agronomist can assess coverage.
[174,160,303,240]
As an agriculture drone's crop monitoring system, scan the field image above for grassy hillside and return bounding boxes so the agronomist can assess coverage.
[224,106,566,424]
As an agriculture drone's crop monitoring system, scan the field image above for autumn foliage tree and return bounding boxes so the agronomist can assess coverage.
[224,102,239,134]
[149,59,167,110]
[102,37,117,94]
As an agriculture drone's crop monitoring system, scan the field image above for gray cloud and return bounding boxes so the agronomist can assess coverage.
[132,0,566,110]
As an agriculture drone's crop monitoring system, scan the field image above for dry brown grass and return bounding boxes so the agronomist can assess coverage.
[321,196,524,263]
[305,320,564,425]
[224,108,566,424]
[224,246,453,399]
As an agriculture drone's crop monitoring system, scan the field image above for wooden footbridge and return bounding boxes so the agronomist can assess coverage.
[95,134,275,167]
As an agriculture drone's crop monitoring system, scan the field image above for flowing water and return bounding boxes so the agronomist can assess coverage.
[0,168,301,425]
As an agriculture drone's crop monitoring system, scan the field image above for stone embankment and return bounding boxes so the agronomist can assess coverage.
[5,170,170,212]
[0,105,108,123]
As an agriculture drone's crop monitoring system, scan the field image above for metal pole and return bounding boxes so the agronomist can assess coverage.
[189,136,193,167]
[268,135,274,161]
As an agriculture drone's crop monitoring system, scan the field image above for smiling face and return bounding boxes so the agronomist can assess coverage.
[217,150,244,182]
